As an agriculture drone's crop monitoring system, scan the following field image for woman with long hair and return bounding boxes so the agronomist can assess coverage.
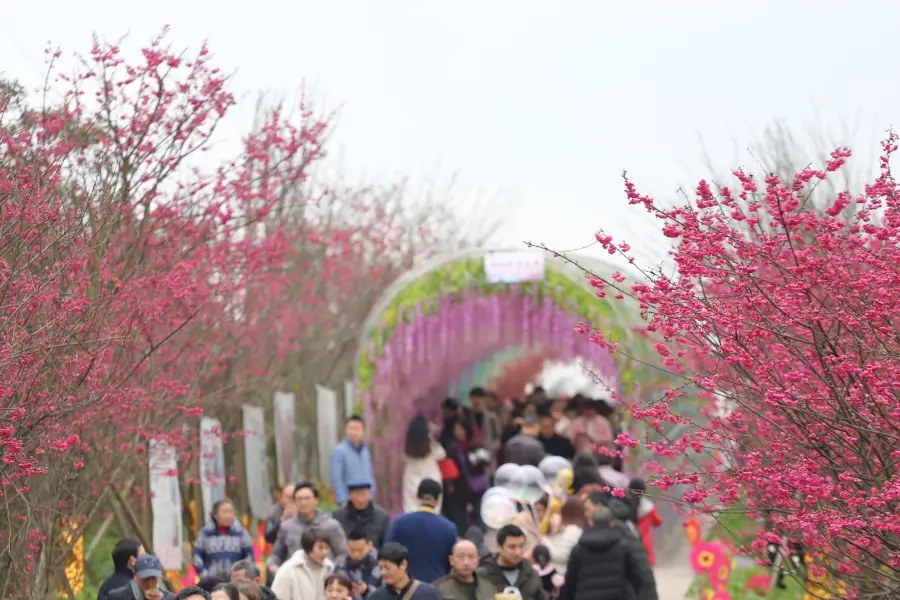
[402,413,446,513]
[540,496,586,576]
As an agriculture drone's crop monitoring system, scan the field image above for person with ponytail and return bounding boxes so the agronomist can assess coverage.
[193,499,255,579]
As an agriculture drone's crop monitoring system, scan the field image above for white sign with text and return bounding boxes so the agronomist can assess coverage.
[199,417,227,518]
[242,405,271,520]
[484,251,545,283]
[273,391,296,486]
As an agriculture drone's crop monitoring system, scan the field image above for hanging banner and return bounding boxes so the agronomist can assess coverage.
[199,418,227,519]
[242,405,271,520]
[273,391,295,487]
[296,424,310,478]
[484,250,545,283]
[344,380,355,418]
[149,439,184,570]
[316,385,339,485]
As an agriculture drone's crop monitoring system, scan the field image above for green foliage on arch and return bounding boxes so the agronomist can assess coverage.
[357,257,649,393]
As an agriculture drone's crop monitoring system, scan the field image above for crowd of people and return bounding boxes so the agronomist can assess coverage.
[97,386,666,600]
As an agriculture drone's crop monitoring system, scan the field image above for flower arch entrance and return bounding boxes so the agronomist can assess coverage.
[353,249,647,511]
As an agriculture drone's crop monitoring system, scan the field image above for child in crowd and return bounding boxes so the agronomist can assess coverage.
[530,544,563,600]
[334,528,381,600]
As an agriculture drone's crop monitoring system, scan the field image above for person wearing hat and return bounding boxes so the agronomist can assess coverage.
[108,555,175,600]
[383,479,457,583]
[331,481,391,549]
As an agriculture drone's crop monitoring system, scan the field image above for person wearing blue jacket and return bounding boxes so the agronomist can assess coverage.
[384,479,457,583]
[192,499,255,579]
[331,415,376,506]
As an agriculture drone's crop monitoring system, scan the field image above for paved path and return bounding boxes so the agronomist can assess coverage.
[653,529,696,600]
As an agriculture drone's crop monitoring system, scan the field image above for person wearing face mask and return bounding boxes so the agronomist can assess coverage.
[108,555,176,600]
[98,538,146,600]
[192,499,255,579]
[434,540,495,600]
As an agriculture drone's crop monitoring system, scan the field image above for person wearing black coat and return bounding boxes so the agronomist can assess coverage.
[605,498,659,600]
[98,539,144,600]
[562,506,644,600]
[332,482,391,549]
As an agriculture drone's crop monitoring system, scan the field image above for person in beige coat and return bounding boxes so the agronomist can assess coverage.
[402,415,446,513]
[271,528,335,600]
[539,497,585,576]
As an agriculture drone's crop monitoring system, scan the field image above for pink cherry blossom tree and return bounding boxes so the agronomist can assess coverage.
[0,30,489,597]
[545,137,900,598]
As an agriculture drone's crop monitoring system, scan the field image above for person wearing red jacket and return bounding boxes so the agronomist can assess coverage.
[630,478,663,566]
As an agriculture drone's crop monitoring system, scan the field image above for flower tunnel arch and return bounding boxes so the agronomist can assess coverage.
[353,248,663,511]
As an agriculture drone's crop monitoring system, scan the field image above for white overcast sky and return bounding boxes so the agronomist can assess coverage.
[2,1,896,265]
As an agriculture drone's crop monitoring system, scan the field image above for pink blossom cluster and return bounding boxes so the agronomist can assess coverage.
[0,30,448,595]
[582,137,900,595]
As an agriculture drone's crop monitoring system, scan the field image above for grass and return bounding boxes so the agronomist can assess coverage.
[685,511,806,600]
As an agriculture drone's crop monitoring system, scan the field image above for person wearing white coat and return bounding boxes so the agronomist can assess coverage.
[402,415,446,513]
[539,498,586,576]
[271,529,335,600]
